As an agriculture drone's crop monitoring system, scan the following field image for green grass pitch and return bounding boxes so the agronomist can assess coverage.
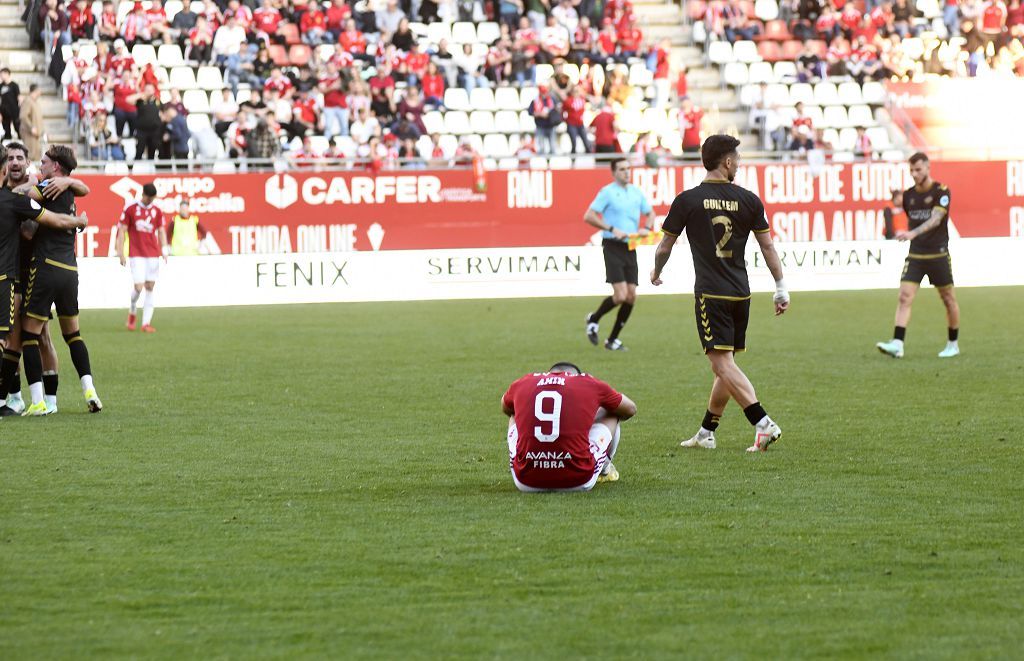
[1,287,1022,658]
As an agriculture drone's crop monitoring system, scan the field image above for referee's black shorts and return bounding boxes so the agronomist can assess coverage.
[602,239,638,285]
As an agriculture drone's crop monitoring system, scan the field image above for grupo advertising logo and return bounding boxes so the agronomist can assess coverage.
[109,176,246,213]
[265,173,299,210]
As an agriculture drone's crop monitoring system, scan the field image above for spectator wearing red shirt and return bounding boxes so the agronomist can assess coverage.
[289,136,320,168]
[421,61,445,107]
[121,2,152,46]
[981,0,1008,47]
[679,96,704,153]
[263,66,294,97]
[339,18,373,64]
[326,0,352,39]
[300,3,329,45]
[187,15,214,63]
[396,85,427,135]
[815,8,840,41]
[428,132,447,165]
[69,0,95,41]
[110,39,136,74]
[597,20,618,61]
[652,38,671,107]
[146,0,172,43]
[253,0,284,42]
[404,43,431,85]
[571,16,599,64]
[563,85,590,153]
[540,14,571,63]
[224,0,253,32]
[291,88,319,134]
[98,0,118,41]
[322,83,349,139]
[852,15,878,42]
[590,102,618,153]
[792,101,813,133]
[839,3,861,38]
[485,38,513,85]
[616,19,643,57]
[111,71,141,137]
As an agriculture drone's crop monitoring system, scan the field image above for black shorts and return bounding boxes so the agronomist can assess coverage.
[23,259,79,322]
[901,253,953,288]
[695,294,750,353]
[0,277,14,340]
[603,239,638,285]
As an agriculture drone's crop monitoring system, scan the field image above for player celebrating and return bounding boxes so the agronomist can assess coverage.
[502,362,637,492]
[115,182,169,333]
[650,135,789,453]
[583,158,656,351]
[876,152,960,359]
[18,146,103,416]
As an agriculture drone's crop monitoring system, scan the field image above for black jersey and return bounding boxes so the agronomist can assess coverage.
[661,178,771,298]
[32,181,77,267]
[902,181,951,256]
[0,189,45,278]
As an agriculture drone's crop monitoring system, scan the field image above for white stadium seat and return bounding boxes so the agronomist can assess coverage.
[723,62,749,87]
[476,22,501,44]
[164,0,183,20]
[861,81,886,105]
[518,110,536,133]
[773,61,797,81]
[837,81,864,106]
[755,0,780,21]
[494,87,520,110]
[182,89,211,113]
[444,88,470,111]
[169,66,197,90]
[832,150,856,162]
[739,83,759,106]
[482,133,511,157]
[451,22,477,43]
[822,105,850,129]
[469,110,495,134]
[131,44,157,66]
[422,111,445,134]
[426,22,452,44]
[847,105,875,127]
[867,127,892,149]
[708,41,735,65]
[765,83,791,106]
[497,157,520,170]
[444,110,471,135]
[747,61,775,84]
[469,87,496,111]
[158,44,185,68]
[788,82,815,105]
[493,110,520,132]
[196,66,224,90]
[733,40,762,64]
[837,127,859,150]
[548,156,573,169]
[519,86,539,109]
[813,82,840,106]
[185,112,211,131]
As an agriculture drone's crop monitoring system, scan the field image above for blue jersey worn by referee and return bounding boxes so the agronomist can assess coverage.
[589,183,653,242]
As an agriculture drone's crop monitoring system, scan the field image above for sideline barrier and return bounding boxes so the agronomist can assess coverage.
[77,238,1024,309]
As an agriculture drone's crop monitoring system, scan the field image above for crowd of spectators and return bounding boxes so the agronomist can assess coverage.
[32,0,692,166]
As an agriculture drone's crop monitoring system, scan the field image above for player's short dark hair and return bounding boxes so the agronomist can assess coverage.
[549,362,582,375]
[909,152,929,165]
[609,157,628,172]
[701,134,741,171]
[45,144,77,174]
[142,182,158,197]
[0,67,9,75]
[4,141,28,158]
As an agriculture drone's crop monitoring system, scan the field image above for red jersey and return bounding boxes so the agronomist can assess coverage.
[113,81,138,113]
[563,95,586,127]
[293,97,318,123]
[982,1,1008,32]
[264,75,293,95]
[421,73,444,99]
[597,30,617,55]
[503,372,623,489]
[339,28,367,53]
[590,109,616,146]
[793,114,813,131]
[119,201,165,258]
[654,46,670,79]
[300,8,326,32]
[840,8,861,31]
[405,52,429,75]
[326,4,351,30]
[681,108,704,148]
[253,7,282,33]
[617,26,642,51]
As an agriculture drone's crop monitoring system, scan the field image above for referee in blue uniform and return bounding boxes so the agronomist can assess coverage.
[583,158,656,351]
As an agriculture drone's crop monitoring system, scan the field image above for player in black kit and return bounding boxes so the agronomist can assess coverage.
[650,134,790,453]
[876,152,960,359]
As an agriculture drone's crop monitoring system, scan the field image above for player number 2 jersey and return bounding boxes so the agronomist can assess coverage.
[902,182,951,256]
[119,200,165,258]
[661,180,770,298]
[502,372,623,489]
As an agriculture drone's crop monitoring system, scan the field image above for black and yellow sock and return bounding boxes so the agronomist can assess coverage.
[607,303,633,342]
[21,332,43,386]
[0,350,20,399]
[701,409,721,432]
[63,331,92,379]
[948,327,958,342]
[10,369,20,395]
[43,371,58,397]
[743,402,768,426]
[590,296,617,323]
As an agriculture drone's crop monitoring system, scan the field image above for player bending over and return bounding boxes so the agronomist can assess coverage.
[651,134,790,453]
[502,362,637,492]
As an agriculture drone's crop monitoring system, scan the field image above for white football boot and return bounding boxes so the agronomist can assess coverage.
[747,419,782,453]
[680,430,716,449]
[876,339,904,358]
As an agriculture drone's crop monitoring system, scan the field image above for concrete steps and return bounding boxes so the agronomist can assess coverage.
[0,24,31,48]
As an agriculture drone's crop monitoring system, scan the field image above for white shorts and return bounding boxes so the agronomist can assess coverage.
[506,419,613,493]
[130,257,160,283]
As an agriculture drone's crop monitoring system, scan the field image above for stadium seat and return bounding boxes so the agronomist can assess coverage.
[534,63,554,85]
[832,150,856,162]
[196,66,223,90]
[822,105,850,129]
[836,128,857,150]
[861,81,886,105]
[268,45,289,66]
[477,22,500,45]
[692,20,707,43]
[186,113,211,131]
[212,161,236,173]
[164,0,183,21]
[575,155,596,169]
[528,156,548,170]
[822,128,840,147]
[867,126,892,149]
[157,44,185,68]
[813,82,840,106]
[773,61,797,81]
[105,162,130,175]
[518,110,536,132]
[133,161,157,174]
[469,87,496,111]
[761,20,792,41]
[427,22,452,44]
[748,62,775,84]
[444,110,470,135]
[723,62,749,87]
[629,64,653,86]
[131,44,157,66]
[708,41,735,65]
[882,149,905,162]
[548,156,573,170]
[289,45,312,67]
[497,157,519,170]
[837,81,864,106]
[422,111,444,134]
[169,66,197,90]
[308,135,329,154]
[806,40,827,57]
[757,40,783,62]
[444,88,470,111]
[482,133,510,157]
[738,83,759,106]
[739,0,756,17]
[733,40,762,64]
[334,136,358,157]
[765,83,790,106]
[494,87,521,110]
[315,44,336,62]
[469,110,495,134]
[451,22,477,44]
[848,105,875,127]
[780,40,804,61]
[438,134,459,155]
[182,89,211,113]
[803,105,824,126]
[408,21,428,38]
[789,82,814,105]
[115,1,132,24]
[917,0,942,19]
[519,86,539,109]
[493,110,520,132]
[280,23,301,45]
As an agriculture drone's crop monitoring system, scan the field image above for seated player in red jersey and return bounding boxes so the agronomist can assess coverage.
[501,362,637,492]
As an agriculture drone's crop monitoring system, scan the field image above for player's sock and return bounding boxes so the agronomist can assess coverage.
[130,288,141,314]
[81,374,95,395]
[590,296,617,322]
[43,370,58,408]
[743,402,768,427]
[0,350,20,401]
[20,332,44,404]
[607,302,633,342]
[142,290,155,326]
[701,409,721,435]
[893,326,906,341]
[948,327,959,344]
[608,423,621,461]
[63,332,93,381]
[10,369,20,397]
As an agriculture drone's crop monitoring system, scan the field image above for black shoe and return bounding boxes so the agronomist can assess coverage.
[585,314,599,346]
[605,338,628,351]
[0,405,18,417]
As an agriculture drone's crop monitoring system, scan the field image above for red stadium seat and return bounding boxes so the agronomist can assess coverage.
[688,0,707,21]
[760,20,792,42]
[739,0,756,18]
[280,23,301,45]
[289,44,312,67]
[807,39,828,57]
[269,44,290,66]
[781,39,805,60]
[758,40,783,62]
